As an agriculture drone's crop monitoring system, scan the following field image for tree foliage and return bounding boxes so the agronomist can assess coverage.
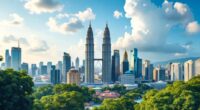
[0,69,34,110]
[135,76,200,110]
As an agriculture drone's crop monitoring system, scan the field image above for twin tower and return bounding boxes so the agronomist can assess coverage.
[85,23,111,84]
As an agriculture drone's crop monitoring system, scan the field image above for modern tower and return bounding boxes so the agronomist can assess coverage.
[85,23,94,84]
[51,65,61,85]
[184,60,195,81]
[75,57,79,70]
[62,52,71,83]
[111,50,120,82]
[5,49,11,68]
[21,62,29,73]
[102,24,112,83]
[11,47,21,71]
[122,50,129,74]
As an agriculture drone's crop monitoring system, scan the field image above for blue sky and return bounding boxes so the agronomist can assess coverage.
[0,0,200,65]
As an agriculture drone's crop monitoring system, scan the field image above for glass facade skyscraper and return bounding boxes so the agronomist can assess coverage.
[11,47,21,71]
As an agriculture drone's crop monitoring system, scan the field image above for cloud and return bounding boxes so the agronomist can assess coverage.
[1,35,49,53]
[47,17,83,34]
[24,0,63,14]
[113,0,195,54]
[3,35,29,45]
[75,8,95,22]
[29,39,49,52]
[0,13,24,26]
[186,21,200,34]
[113,10,123,19]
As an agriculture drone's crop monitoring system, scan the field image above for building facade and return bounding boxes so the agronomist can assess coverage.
[122,50,129,74]
[67,68,80,85]
[184,60,195,81]
[111,50,120,82]
[85,24,94,84]
[102,24,112,83]
[51,65,61,85]
[62,52,71,83]
[5,49,11,68]
[11,47,21,71]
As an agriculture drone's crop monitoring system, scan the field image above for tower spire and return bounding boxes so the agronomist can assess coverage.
[89,21,91,27]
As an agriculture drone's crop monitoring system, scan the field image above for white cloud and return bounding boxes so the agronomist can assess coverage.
[113,0,195,54]
[174,2,188,15]
[24,0,63,14]
[186,21,200,34]
[47,17,83,34]
[75,8,95,22]
[0,13,24,26]
[113,10,123,19]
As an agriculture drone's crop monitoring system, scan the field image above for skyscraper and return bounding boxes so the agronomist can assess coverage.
[62,52,71,83]
[41,65,47,75]
[21,63,29,73]
[5,49,11,68]
[102,24,112,83]
[11,47,21,71]
[153,67,165,81]
[131,48,142,78]
[75,57,79,70]
[142,60,153,81]
[195,59,200,76]
[85,23,94,84]
[51,65,61,85]
[56,61,62,80]
[122,50,129,74]
[47,62,52,76]
[31,64,37,76]
[171,63,183,81]
[38,61,43,75]
[184,60,195,81]
[111,50,120,82]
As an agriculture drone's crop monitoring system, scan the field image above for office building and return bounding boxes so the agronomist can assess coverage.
[85,23,94,84]
[195,59,200,76]
[171,63,183,81]
[47,62,52,76]
[142,60,153,81]
[62,52,71,83]
[67,68,80,85]
[21,63,28,73]
[111,50,120,82]
[11,47,21,71]
[102,24,112,83]
[75,57,79,70]
[31,64,37,76]
[5,49,11,68]
[184,60,195,81]
[122,50,129,74]
[51,65,61,85]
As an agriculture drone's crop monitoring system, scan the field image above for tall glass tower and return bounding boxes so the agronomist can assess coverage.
[85,23,94,84]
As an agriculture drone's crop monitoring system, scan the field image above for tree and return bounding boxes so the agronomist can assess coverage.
[37,91,84,110]
[0,69,34,110]
[32,85,53,99]
[135,76,200,110]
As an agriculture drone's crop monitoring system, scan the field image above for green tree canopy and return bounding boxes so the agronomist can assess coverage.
[0,69,34,110]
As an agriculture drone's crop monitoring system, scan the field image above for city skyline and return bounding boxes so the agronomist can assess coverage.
[0,0,200,65]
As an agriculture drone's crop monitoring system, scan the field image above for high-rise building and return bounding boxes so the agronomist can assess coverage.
[38,61,43,75]
[171,63,183,81]
[67,68,80,85]
[51,65,61,85]
[56,61,62,80]
[102,24,112,83]
[31,64,37,76]
[5,49,11,68]
[111,50,120,82]
[122,50,129,74]
[195,59,200,76]
[153,67,165,81]
[120,70,135,84]
[41,65,47,75]
[62,52,71,83]
[75,57,79,70]
[11,47,21,71]
[142,60,153,81]
[21,63,28,73]
[85,23,94,84]
[184,60,195,81]
[131,48,142,78]
[47,62,52,76]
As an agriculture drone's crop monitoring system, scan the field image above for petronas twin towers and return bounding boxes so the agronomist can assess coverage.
[85,23,111,84]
